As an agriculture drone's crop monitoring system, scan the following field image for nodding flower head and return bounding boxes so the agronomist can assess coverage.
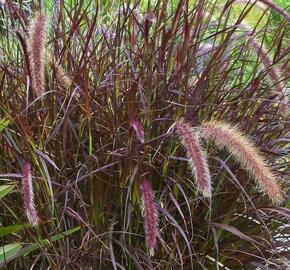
[47,54,73,91]
[200,121,284,205]
[140,180,159,256]
[175,119,212,198]
[27,14,48,97]
[22,161,39,225]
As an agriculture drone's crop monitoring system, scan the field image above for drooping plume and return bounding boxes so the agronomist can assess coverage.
[176,119,211,197]
[47,53,73,91]
[200,121,283,205]
[140,180,158,256]
[27,14,48,96]
[22,161,39,225]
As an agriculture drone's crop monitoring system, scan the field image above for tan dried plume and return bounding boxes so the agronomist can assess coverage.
[199,121,283,205]
[47,54,73,91]
[27,14,48,96]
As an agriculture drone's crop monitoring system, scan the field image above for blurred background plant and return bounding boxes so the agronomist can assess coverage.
[0,0,289,269]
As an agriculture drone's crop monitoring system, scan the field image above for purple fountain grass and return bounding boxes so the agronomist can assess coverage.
[140,180,158,256]
[199,121,284,205]
[22,161,39,225]
[27,14,48,97]
[176,119,211,197]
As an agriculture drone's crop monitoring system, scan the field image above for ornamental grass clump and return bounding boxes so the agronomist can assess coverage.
[27,14,48,96]
[22,161,39,225]
[175,119,211,197]
[0,0,289,268]
[200,121,284,205]
[140,180,159,256]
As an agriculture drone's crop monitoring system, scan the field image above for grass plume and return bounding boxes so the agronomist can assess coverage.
[27,14,48,96]
[199,121,284,205]
[140,180,159,256]
[176,119,211,197]
[22,161,39,225]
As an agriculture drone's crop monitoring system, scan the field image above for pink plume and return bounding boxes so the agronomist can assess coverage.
[176,119,212,197]
[140,180,159,256]
[22,161,39,225]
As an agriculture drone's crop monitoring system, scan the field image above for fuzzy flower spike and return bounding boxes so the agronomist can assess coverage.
[200,121,283,205]
[22,161,39,225]
[175,119,211,197]
[140,180,159,256]
[27,14,48,97]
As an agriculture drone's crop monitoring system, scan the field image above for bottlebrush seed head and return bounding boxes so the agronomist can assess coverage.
[22,161,39,225]
[200,121,284,205]
[175,119,212,197]
[140,180,159,256]
[27,14,48,97]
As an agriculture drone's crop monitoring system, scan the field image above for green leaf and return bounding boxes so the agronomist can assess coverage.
[0,224,31,238]
[21,226,81,256]
[0,118,10,133]
[0,227,80,266]
[0,243,22,266]
[0,185,16,199]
